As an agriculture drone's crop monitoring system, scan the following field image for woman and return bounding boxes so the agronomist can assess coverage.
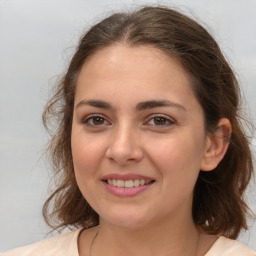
[2,5,255,256]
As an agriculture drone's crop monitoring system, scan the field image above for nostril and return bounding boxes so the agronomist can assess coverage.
[105,145,144,165]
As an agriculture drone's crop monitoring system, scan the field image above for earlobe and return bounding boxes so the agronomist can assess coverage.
[200,118,232,171]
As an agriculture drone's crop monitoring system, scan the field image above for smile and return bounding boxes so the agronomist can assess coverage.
[106,179,153,188]
[102,174,155,196]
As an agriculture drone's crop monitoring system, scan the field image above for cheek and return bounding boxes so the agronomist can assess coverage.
[71,131,106,178]
[150,135,203,164]
[71,132,106,206]
[146,131,205,183]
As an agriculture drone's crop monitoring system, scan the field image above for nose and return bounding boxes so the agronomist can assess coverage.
[105,124,144,165]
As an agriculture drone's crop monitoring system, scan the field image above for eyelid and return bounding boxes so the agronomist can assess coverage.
[82,114,111,127]
[80,113,175,128]
[144,114,176,126]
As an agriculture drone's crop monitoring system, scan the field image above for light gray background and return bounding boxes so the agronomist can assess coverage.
[0,0,255,252]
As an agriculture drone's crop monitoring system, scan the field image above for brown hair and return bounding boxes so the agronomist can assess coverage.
[42,6,254,238]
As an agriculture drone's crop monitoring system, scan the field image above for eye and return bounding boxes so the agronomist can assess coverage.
[146,115,175,127]
[82,115,110,127]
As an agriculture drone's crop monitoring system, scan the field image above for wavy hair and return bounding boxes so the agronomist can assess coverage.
[42,6,254,238]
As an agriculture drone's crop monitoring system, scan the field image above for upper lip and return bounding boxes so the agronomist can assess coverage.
[101,173,155,181]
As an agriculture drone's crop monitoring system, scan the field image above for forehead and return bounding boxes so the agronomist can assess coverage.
[75,44,197,109]
[80,44,187,80]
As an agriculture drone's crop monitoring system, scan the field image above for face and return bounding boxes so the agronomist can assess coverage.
[71,44,210,229]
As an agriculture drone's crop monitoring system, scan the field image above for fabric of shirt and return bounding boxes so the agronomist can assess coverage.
[1,228,256,256]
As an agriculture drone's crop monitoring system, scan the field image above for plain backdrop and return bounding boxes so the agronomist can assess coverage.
[0,0,255,252]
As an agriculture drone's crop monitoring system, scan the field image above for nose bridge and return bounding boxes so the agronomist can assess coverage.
[106,120,143,164]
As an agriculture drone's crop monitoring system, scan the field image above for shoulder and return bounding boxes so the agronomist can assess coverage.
[0,228,83,256]
[206,236,256,256]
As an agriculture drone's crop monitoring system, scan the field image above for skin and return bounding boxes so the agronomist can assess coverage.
[71,44,231,256]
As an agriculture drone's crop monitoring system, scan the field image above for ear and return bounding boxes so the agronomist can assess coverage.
[200,118,232,171]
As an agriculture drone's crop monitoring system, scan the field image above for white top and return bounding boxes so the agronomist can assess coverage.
[1,228,256,256]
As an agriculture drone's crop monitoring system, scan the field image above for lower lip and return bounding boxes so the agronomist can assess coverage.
[103,181,154,197]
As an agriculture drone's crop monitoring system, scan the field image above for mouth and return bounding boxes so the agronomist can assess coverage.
[101,174,155,196]
[103,179,155,188]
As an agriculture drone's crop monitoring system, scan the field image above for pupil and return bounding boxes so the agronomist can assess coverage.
[93,117,104,125]
[154,117,166,125]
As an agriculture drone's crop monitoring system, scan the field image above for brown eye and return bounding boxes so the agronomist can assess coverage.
[146,115,175,127]
[92,116,105,125]
[153,117,167,125]
[83,115,110,127]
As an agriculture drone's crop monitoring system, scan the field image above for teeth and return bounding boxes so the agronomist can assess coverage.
[134,179,140,186]
[116,180,124,187]
[106,179,152,187]
[124,180,133,188]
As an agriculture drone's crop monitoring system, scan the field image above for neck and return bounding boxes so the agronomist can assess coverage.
[93,214,200,256]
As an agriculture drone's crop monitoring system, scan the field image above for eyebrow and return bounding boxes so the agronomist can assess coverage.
[76,99,113,109]
[136,100,186,111]
[76,99,186,112]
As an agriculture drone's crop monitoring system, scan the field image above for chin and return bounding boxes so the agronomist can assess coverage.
[100,210,151,230]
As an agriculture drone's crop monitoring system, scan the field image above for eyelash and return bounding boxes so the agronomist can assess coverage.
[82,114,110,127]
[81,114,175,128]
[145,115,175,127]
